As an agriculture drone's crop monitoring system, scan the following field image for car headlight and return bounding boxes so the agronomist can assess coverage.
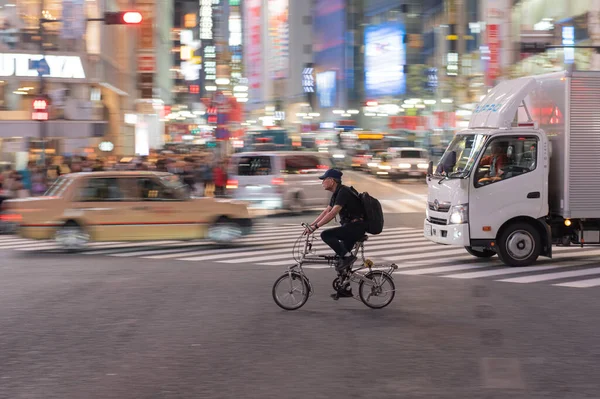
[448,204,468,224]
[398,163,411,169]
[367,162,378,167]
[417,163,429,169]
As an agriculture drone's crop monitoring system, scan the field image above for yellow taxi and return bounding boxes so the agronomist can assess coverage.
[3,171,253,251]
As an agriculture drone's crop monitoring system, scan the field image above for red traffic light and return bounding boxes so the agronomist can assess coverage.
[104,11,143,25]
[123,11,143,24]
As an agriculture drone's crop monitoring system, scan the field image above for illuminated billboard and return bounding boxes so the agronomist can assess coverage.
[364,23,406,98]
[268,0,289,79]
[313,0,345,109]
[317,71,336,108]
[244,0,263,102]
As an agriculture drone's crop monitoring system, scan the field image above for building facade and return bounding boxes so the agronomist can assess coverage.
[0,0,173,166]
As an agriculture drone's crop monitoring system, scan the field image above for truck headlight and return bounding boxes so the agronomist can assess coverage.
[448,204,468,224]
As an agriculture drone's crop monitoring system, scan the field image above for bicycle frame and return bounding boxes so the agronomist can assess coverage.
[289,224,398,289]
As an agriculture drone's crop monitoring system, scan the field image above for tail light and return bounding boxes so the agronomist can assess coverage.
[317,164,329,170]
[0,213,22,222]
[226,179,238,189]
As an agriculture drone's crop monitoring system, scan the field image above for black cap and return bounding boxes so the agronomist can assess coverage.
[319,168,343,180]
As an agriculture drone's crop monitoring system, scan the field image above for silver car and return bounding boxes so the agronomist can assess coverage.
[227,152,332,212]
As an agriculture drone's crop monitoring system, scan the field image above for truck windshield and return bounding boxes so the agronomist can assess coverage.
[436,133,488,177]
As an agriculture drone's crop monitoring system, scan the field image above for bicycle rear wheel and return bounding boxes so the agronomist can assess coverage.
[272,272,310,310]
[358,271,396,309]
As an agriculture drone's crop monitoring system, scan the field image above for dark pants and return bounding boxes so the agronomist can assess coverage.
[321,221,367,258]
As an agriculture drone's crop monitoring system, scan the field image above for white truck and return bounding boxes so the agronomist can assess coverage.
[424,70,600,267]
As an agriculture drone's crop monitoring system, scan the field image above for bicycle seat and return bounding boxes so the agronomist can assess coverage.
[356,235,369,243]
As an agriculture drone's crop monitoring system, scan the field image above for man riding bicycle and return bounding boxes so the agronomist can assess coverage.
[304,169,366,298]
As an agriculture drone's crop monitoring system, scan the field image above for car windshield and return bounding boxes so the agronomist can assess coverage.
[436,133,488,177]
[44,176,73,197]
[159,174,190,199]
[399,150,427,159]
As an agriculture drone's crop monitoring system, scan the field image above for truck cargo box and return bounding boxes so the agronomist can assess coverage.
[502,71,600,219]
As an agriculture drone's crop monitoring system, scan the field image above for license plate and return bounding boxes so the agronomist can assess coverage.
[425,224,432,236]
[245,185,262,190]
[409,171,422,177]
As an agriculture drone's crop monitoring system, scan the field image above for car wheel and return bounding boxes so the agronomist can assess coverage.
[288,193,304,215]
[55,221,89,252]
[208,218,243,244]
[497,222,541,267]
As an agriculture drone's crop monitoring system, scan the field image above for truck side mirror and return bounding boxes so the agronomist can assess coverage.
[442,151,457,172]
[427,161,433,176]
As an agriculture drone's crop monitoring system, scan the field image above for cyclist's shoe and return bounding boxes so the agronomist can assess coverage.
[331,287,353,300]
[335,255,357,272]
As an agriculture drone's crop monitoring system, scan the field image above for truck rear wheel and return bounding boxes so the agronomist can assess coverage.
[497,222,541,267]
[465,246,496,258]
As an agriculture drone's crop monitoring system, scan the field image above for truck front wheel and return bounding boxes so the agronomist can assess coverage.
[497,222,541,267]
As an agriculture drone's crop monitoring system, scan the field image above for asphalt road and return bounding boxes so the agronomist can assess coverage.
[1,174,600,398]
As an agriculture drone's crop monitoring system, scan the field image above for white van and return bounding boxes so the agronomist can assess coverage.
[387,147,430,180]
[227,152,333,212]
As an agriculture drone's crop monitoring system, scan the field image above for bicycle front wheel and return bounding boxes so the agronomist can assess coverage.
[358,271,396,309]
[272,272,310,310]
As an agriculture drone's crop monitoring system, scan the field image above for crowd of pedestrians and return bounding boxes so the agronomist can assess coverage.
[0,152,232,204]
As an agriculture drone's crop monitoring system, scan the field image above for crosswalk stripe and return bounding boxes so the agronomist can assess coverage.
[554,277,600,288]
[81,241,181,254]
[136,243,288,260]
[380,200,424,214]
[0,238,39,245]
[142,228,420,260]
[446,264,565,279]
[396,264,487,275]
[109,244,219,257]
[217,238,447,264]
[383,247,468,262]
[0,240,55,249]
[498,267,600,284]
[444,259,592,279]
[86,241,217,255]
[178,235,417,262]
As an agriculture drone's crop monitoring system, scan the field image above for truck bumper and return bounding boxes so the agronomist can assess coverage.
[423,219,470,246]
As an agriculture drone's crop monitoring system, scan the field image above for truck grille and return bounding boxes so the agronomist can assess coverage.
[428,217,447,225]
[428,202,451,212]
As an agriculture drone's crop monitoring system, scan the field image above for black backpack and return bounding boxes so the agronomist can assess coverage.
[350,186,384,235]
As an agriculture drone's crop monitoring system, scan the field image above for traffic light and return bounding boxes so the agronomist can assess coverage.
[104,11,143,25]
[32,97,49,121]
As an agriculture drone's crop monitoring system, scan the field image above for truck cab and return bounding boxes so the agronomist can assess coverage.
[424,73,559,266]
